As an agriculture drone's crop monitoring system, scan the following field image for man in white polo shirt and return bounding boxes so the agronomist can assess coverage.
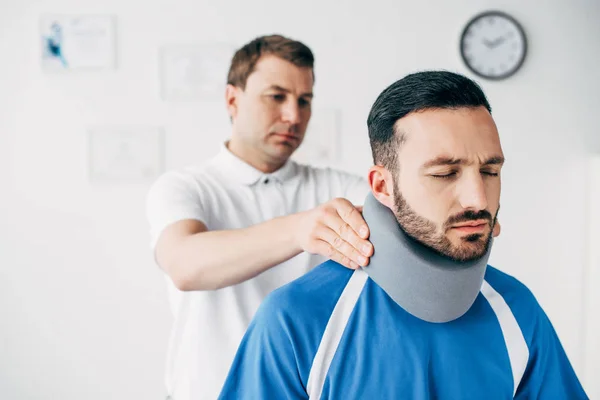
[145,34,377,400]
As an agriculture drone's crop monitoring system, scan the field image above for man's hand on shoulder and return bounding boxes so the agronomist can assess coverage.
[293,198,373,270]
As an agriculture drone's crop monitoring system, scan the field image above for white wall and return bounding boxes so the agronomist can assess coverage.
[583,156,600,400]
[1,0,599,398]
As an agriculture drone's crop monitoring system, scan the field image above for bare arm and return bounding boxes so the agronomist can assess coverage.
[155,198,374,291]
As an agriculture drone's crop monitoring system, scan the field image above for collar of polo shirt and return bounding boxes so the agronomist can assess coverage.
[214,142,299,185]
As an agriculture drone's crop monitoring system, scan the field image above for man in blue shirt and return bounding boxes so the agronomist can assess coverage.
[218,71,588,399]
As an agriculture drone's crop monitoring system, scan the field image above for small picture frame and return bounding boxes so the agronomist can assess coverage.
[87,126,165,183]
[40,14,116,71]
[159,43,237,101]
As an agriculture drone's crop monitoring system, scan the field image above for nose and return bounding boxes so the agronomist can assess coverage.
[457,172,488,212]
[281,101,301,125]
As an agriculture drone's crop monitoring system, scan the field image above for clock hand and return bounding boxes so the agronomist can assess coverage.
[490,36,507,49]
[482,38,494,48]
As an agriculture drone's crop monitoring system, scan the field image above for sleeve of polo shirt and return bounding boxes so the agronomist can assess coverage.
[145,171,208,250]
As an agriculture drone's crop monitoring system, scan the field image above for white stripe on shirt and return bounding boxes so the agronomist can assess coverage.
[481,280,530,396]
[307,269,369,399]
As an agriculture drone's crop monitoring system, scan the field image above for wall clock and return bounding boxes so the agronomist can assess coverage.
[460,11,527,80]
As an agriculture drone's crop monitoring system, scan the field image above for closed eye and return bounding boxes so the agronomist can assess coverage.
[481,171,499,177]
[270,94,286,102]
[431,172,457,179]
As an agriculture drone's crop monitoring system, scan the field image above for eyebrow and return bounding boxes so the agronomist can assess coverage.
[266,85,313,98]
[422,155,505,169]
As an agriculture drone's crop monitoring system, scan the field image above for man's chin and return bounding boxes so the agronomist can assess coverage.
[272,143,298,157]
[265,145,295,161]
[447,250,487,263]
[446,240,491,262]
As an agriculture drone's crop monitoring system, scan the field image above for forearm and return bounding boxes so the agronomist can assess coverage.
[172,213,303,291]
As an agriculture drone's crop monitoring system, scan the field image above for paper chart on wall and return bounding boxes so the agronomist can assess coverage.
[40,14,116,70]
[160,43,237,101]
[88,126,164,183]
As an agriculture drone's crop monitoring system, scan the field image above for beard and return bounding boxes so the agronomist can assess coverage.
[392,180,497,262]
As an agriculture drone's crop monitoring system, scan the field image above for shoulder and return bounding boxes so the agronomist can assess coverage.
[247,261,354,386]
[147,158,226,200]
[259,260,355,322]
[484,266,541,310]
[145,161,222,232]
[483,266,549,342]
[220,261,355,398]
[294,163,360,183]
[484,266,533,297]
[237,261,353,385]
[252,261,356,344]
[151,163,214,189]
[293,163,368,203]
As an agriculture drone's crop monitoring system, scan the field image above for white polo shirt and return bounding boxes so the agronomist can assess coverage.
[145,144,369,400]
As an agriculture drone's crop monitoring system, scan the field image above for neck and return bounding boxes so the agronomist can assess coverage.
[227,138,285,173]
[361,193,492,323]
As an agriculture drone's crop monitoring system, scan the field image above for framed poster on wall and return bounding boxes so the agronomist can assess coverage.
[40,14,116,71]
[159,43,237,101]
[87,126,164,183]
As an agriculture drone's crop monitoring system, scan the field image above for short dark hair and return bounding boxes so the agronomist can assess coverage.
[367,71,492,171]
[227,34,314,89]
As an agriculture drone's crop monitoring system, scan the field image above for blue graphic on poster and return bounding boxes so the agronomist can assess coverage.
[43,22,68,67]
[40,15,115,70]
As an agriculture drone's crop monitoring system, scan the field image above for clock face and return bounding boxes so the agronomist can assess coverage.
[460,11,527,80]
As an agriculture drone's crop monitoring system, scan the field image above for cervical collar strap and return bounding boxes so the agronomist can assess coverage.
[360,193,492,323]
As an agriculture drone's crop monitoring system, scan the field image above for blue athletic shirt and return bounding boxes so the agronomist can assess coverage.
[219,261,588,399]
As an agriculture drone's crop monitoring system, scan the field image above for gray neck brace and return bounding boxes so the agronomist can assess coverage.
[361,193,492,323]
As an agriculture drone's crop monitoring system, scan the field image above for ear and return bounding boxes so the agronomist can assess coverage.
[368,165,395,209]
[493,220,501,237]
[225,84,241,119]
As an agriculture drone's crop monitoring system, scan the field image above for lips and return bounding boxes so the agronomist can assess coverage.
[452,220,488,228]
[450,221,489,235]
[274,133,299,141]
